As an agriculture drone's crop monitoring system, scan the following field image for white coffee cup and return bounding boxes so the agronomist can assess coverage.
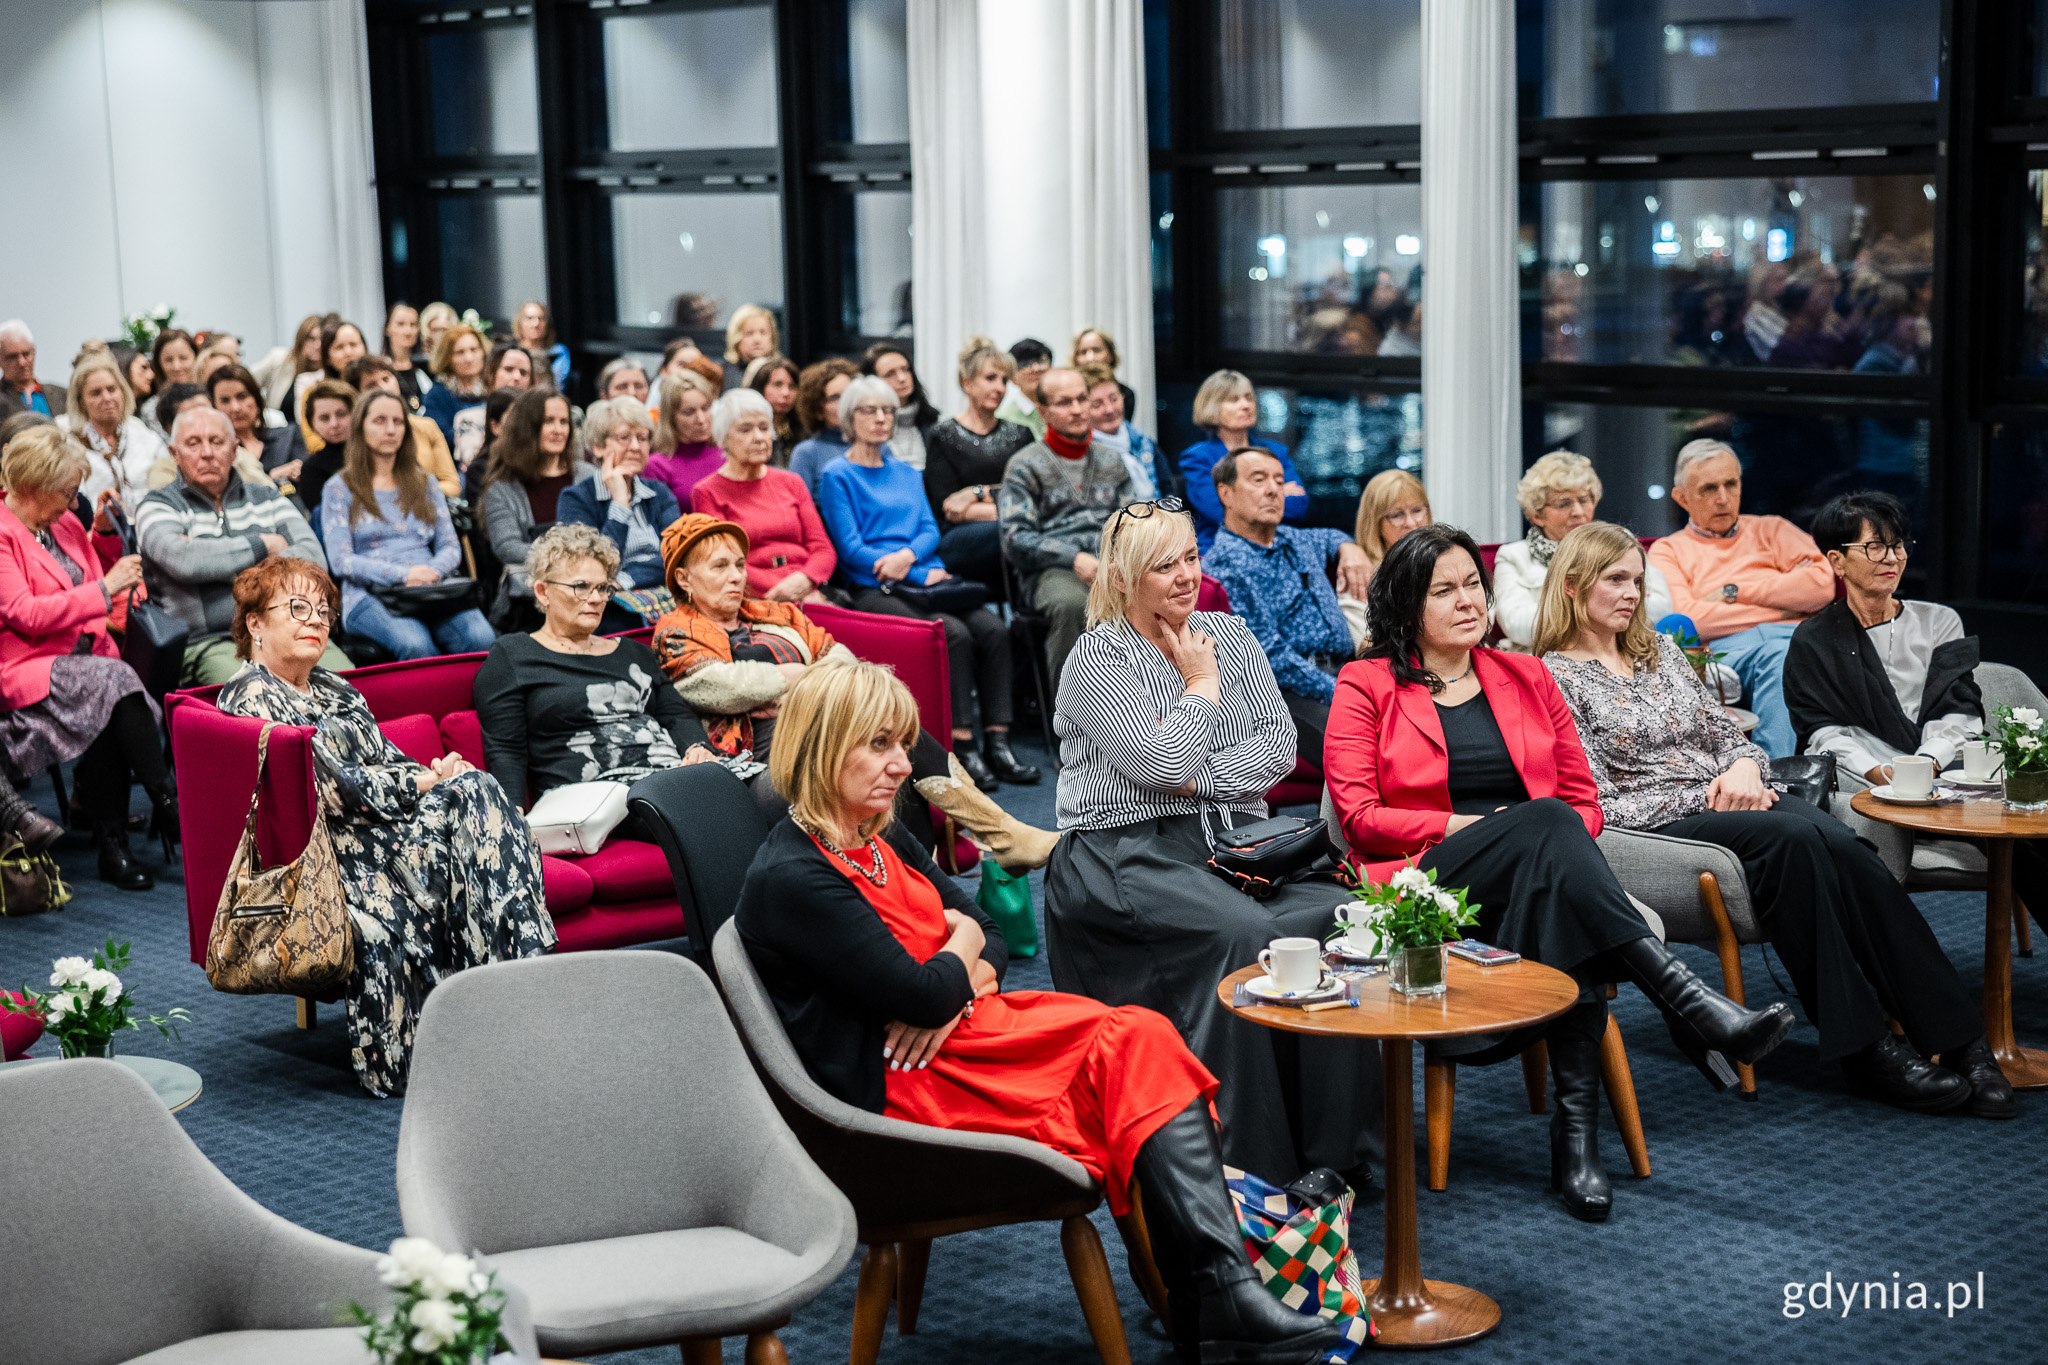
[1963,739,2004,784]
[1342,918,1380,956]
[1885,754,1935,798]
[1258,936,1324,994]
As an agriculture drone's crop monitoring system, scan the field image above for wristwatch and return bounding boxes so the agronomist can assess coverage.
[1721,583,1739,603]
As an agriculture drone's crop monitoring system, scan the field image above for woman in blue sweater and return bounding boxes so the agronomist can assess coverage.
[322,390,495,660]
[1177,368,1307,553]
[817,376,1034,789]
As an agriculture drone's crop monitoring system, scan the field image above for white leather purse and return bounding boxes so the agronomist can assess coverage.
[525,781,631,856]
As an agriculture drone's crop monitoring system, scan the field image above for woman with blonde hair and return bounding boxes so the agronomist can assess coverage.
[61,347,163,512]
[646,366,722,508]
[1538,521,2007,1118]
[722,303,780,388]
[922,335,1032,587]
[1043,497,1381,1194]
[422,322,489,445]
[735,657,1334,1365]
[1351,467,1431,566]
[1495,450,1670,651]
[1177,368,1305,551]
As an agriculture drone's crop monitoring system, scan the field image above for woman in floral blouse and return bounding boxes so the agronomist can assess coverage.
[1535,521,2010,1120]
[217,557,554,1097]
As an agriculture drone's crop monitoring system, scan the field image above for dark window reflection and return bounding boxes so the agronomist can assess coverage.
[1248,386,1423,529]
[1214,0,1421,131]
[427,28,539,159]
[1219,184,1423,354]
[2023,173,2048,376]
[1987,422,2048,604]
[435,195,546,326]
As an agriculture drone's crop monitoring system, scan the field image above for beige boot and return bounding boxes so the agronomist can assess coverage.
[915,753,1061,874]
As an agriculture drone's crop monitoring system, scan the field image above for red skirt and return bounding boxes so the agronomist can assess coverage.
[884,989,1216,1216]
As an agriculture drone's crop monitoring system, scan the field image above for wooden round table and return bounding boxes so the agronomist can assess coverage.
[1851,788,2048,1088]
[1218,958,1582,1349]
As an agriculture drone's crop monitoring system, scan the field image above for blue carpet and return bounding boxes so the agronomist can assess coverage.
[5,741,2046,1364]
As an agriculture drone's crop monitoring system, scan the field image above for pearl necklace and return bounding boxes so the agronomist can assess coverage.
[795,816,888,886]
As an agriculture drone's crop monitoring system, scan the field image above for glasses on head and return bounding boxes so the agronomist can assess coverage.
[1542,492,1597,514]
[1840,539,1914,562]
[1107,496,1188,550]
[543,580,620,601]
[850,404,894,419]
[267,597,333,625]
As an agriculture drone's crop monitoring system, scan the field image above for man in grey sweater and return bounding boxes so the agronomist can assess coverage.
[136,407,350,685]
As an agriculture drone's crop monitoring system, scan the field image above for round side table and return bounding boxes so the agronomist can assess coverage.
[1850,788,2048,1087]
[1218,957,1581,1348]
[0,1054,202,1111]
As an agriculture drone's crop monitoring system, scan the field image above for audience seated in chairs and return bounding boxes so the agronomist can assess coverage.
[922,335,1033,590]
[1648,439,1835,758]
[0,424,174,890]
[689,388,833,605]
[1041,499,1381,1194]
[347,355,460,497]
[320,390,494,661]
[137,406,348,686]
[1177,369,1305,554]
[820,376,1036,791]
[206,362,304,486]
[1325,523,1793,1221]
[596,356,650,407]
[288,379,360,517]
[217,557,553,1097]
[556,396,680,634]
[722,302,780,390]
[1493,450,1671,653]
[1537,520,2012,1119]
[861,341,937,471]
[1081,362,1160,499]
[1351,467,1432,586]
[733,657,1336,1365]
[62,345,164,513]
[645,367,722,511]
[743,354,800,468]
[997,367,1133,691]
[1071,327,1141,450]
[993,336,1051,438]
[479,388,592,626]
[1203,448,1370,770]
[788,357,859,499]
[421,322,488,449]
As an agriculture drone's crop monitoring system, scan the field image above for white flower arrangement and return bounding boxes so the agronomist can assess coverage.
[1330,862,1479,956]
[121,304,178,352]
[1989,704,2047,775]
[353,1237,510,1363]
[2,939,189,1058]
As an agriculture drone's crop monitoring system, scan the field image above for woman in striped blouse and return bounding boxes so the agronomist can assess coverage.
[1043,499,1381,1192]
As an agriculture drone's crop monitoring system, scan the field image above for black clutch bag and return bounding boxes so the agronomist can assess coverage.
[120,589,189,699]
[370,577,479,619]
[1770,754,1837,810]
[1206,816,1347,900]
[880,577,989,615]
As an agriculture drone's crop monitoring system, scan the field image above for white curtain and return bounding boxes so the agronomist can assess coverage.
[907,0,988,418]
[1420,0,1520,542]
[320,0,387,333]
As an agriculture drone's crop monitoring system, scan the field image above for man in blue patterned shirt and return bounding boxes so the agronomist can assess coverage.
[1204,447,1369,768]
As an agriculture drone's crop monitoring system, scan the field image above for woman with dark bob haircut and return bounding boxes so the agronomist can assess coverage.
[1324,523,1793,1222]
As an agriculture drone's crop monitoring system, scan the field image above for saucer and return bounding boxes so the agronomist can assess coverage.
[1244,972,1348,1005]
[1940,768,2004,792]
[1869,783,1941,807]
[1326,940,1385,965]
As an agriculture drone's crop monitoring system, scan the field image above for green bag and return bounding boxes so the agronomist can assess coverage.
[976,860,1038,958]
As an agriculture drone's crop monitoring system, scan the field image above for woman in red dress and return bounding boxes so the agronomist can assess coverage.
[733,658,1335,1364]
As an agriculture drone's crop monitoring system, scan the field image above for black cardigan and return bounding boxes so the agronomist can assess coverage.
[735,818,1008,1113]
[1783,599,1982,755]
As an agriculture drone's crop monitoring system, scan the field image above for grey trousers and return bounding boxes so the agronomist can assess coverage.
[1033,567,1090,692]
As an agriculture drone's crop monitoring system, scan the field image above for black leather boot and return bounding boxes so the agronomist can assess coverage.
[143,777,180,861]
[952,741,999,792]
[1132,1099,1339,1364]
[1941,1037,2016,1120]
[1612,936,1793,1090]
[0,777,61,854]
[1547,1025,1612,1223]
[1841,1034,1972,1113]
[981,731,1041,785]
[95,822,153,891]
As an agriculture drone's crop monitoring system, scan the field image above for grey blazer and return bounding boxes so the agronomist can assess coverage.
[482,459,598,622]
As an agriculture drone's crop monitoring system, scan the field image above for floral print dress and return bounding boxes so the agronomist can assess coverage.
[217,663,555,1096]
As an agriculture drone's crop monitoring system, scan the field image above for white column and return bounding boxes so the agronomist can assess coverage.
[907,0,989,417]
[1420,0,1521,542]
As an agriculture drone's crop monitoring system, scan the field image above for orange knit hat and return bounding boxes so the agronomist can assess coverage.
[659,512,749,596]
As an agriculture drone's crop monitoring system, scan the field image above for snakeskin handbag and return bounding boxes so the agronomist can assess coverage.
[205,722,355,996]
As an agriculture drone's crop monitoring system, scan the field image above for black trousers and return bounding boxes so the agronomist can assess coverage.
[1282,691,1328,771]
[1660,797,1981,1061]
[73,692,168,823]
[850,589,1013,734]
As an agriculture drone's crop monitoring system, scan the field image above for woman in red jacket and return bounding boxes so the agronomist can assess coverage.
[1325,524,1791,1222]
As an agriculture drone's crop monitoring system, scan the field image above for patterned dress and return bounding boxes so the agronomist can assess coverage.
[216,663,555,1096]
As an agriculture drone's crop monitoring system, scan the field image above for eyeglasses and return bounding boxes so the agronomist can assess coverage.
[1838,539,1914,562]
[266,597,333,625]
[1383,505,1430,527]
[542,580,620,601]
[850,404,894,419]
[1541,493,1597,514]
[1107,496,1188,549]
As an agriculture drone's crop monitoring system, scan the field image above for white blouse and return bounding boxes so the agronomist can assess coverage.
[1807,599,1978,778]
[1492,535,1674,652]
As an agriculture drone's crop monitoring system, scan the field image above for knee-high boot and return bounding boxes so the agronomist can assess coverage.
[1612,936,1793,1091]
[1132,1098,1339,1364]
[1547,999,1611,1223]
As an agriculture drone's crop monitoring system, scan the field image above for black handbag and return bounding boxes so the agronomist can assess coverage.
[370,577,479,620]
[879,576,988,615]
[119,587,191,698]
[1206,815,1350,900]
[1770,754,1837,811]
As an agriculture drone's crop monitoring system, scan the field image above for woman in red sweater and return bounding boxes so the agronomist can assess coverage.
[1325,525,1791,1222]
[690,388,835,604]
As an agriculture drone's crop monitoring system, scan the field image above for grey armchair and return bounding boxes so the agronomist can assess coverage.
[394,952,856,1362]
[0,1059,542,1365]
[713,919,1153,1365]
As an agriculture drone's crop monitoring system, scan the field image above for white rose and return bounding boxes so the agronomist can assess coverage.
[49,957,90,988]
[1433,889,1459,915]
[1390,866,1431,896]
[408,1297,462,1351]
[82,968,123,1002]
[2011,707,2040,726]
[378,1237,447,1288]
[2020,735,2042,753]
[417,1250,478,1300]
[44,992,74,1019]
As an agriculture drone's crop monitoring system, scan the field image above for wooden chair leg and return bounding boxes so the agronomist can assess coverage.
[1113,1185,1172,1323]
[295,997,316,1030]
[850,1242,897,1365]
[1520,1038,1550,1113]
[896,1237,932,1335]
[680,1339,721,1365]
[1699,872,1758,1100]
[1423,1056,1455,1192]
[744,1329,791,1364]
[1060,1216,1132,1365]
[1598,1013,1651,1178]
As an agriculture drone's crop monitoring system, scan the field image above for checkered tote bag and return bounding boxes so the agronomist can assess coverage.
[1226,1166,1375,1359]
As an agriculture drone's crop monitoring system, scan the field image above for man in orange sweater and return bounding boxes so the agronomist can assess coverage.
[1648,439,1835,757]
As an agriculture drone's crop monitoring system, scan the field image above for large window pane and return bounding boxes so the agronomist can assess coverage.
[1522,0,1938,119]
[1531,402,1929,541]
[1250,386,1423,528]
[1219,183,1423,354]
[2023,173,2048,376]
[603,9,778,152]
[427,27,538,158]
[847,0,909,143]
[435,195,546,326]
[845,191,912,337]
[611,193,784,329]
[1214,0,1421,130]
[1529,175,1936,369]
[1987,421,2048,604]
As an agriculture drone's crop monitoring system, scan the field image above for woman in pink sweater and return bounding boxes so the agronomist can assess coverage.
[691,388,836,603]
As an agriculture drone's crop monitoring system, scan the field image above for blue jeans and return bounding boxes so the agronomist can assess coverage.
[937,520,1003,589]
[1713,622,1798,759]
[345,594,496,661]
